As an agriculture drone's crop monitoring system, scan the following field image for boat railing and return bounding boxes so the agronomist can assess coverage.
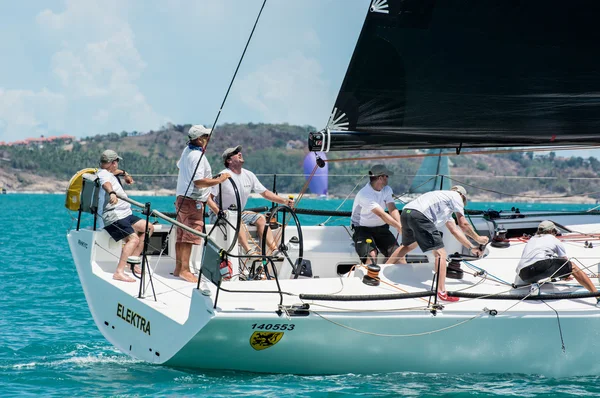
[117,194,289,306]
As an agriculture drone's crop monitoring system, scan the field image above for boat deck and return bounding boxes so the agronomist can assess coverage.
[90,225,600,321]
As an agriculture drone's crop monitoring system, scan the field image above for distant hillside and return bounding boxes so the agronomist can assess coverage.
[1,123,599,202]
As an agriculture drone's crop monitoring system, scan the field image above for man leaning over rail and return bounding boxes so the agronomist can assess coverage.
[517,220,599,301]
[175,125,230,283]
[389,186,488,302]
[97,149,154,283]
[350,164,403,265]
[207,145,294,256]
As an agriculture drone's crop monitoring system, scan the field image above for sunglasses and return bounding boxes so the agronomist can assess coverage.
[228,150,241,158]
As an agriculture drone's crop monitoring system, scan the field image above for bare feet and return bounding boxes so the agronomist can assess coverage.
[113,272,136,282]
[178,270,199,283]
[126,266,142,274]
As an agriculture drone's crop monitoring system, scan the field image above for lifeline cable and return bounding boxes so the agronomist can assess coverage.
[542,300,566,353]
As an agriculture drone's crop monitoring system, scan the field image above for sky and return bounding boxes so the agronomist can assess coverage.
[0,0,597,159]
[0,0,367,143]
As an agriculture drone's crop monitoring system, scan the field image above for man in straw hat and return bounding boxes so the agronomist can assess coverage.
[517,220,598,300]
[174,125,230,283]
[97,149,154,282]
[390,185,488,302]
[350,164,403,265]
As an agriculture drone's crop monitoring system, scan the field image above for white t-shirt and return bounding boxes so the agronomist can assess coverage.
[176,146,212,201]
[97,169,132,227]
[351,183,394,227]
[516,234,567,272]
[211,168,267,211]
[404,190,464,228]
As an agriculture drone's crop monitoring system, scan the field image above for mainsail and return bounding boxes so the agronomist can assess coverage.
[309,0,600,152]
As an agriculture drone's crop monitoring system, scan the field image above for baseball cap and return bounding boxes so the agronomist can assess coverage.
[451,185,468,198]
[538,220,559,233]
[188,124,212,140]
[369,164,393,177]
[222,145,242,161]
[100,149,122,163]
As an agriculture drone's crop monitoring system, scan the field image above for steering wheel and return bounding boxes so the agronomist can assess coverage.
[261,205,304,279]
[205,175,242,253]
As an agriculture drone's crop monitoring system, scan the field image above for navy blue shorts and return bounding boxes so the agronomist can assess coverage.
[104,214,143,242]
[401,209,444,252]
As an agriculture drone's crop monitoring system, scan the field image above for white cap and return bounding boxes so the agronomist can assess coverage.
[188,124,212,140]
[538,220,559,233]
[451,185,467,198]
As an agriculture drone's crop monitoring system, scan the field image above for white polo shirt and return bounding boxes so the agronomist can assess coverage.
[404,190,464,228]
[351,183,394,227]
[516,234,568,272]
[176,146,212,201]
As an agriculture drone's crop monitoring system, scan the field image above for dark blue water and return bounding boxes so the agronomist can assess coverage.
[1,194,599,396]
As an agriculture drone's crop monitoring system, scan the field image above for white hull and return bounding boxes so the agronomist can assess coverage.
[68,212,600,376]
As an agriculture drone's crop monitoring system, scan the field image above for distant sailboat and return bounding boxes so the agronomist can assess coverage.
[303,152,328,197]
[409,150,451,193]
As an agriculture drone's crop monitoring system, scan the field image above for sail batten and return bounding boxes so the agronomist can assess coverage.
[309,0,600,152]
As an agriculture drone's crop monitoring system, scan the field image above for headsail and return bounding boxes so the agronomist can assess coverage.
[309,0,600,152]
[409,150,451,194]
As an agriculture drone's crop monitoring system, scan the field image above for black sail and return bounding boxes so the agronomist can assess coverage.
[309,0,600,152]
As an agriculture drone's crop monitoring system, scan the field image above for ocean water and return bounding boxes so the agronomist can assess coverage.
[2,194,600,397]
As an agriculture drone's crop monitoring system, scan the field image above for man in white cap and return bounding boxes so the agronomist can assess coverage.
[97,149,154,282]
[207,145,294,255]
[517,220,598,297]
[390,185,488,302]
[350,164,403,265]
[174,125,230,283]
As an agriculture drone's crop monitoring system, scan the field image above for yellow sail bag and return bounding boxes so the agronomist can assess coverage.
[65,168,98,211]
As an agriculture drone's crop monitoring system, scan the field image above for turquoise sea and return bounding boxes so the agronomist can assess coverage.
[3,194,600,397]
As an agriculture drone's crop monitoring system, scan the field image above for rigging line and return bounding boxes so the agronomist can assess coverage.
[448,176,600,200]
[143,239,172,294]
[357,264,431,304]
[118,172,600,181]
[463,207,481,236]
[568,258,600,281]
[296,163,318,207]
[309,309,487,337]
[542,300,566,353]
[323,145,600,163]
[321,176,366,226]
[462,261,513,286]
[265,164,315,254]
[495,273,580,315]
[449,175,600,181]
[393,175,438,200]
[450,274,489,293]
[171,0,268,234]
